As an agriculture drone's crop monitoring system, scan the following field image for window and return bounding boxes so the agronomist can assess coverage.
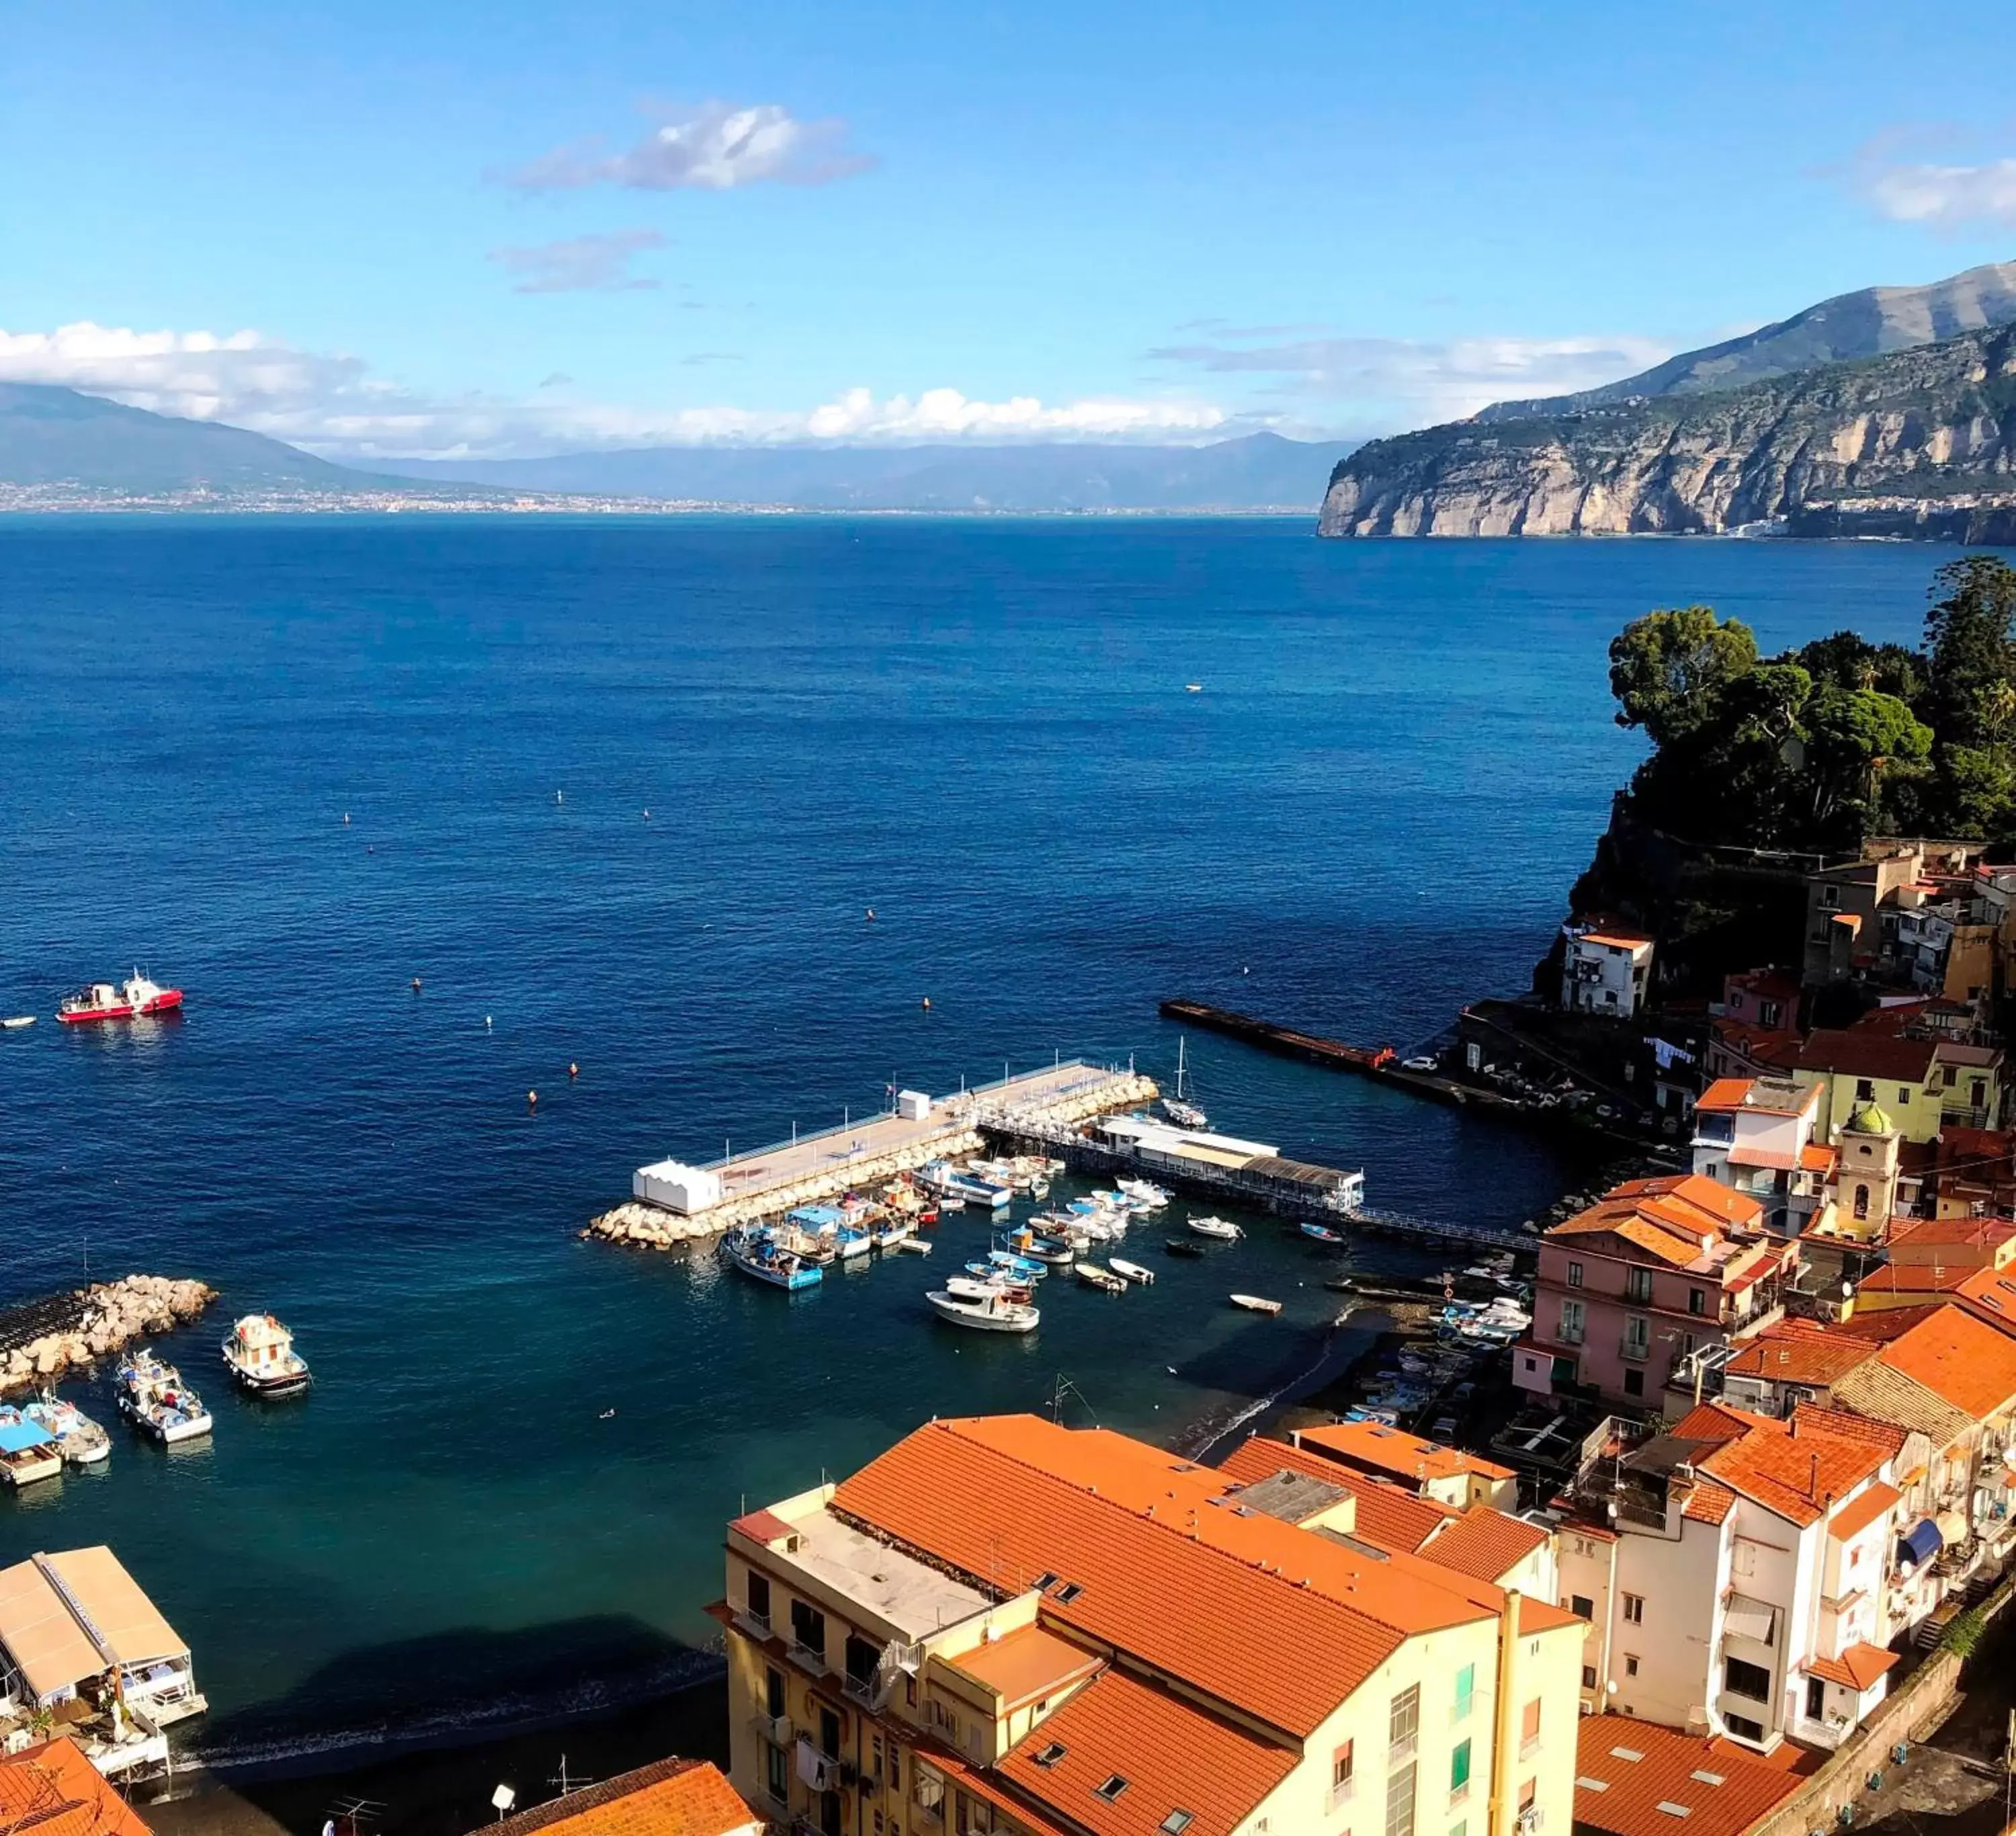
[1855,1078,1874,1101]
[1622,1593,1644,1625]
[1853,1184,1870,1221]
[1054,1583,1084,1604]
[1625,1655,1640,1678]
[746,1571,771,1628]
[1582,1665,1597,1690]
[1333,1741,1355,1792]
[818,1705,843,1760]
[1943,1065,1959,1089]
[790,1598,827,1661]
[1725,1713,1765,1744]
[1760,1000,1781,1028]
[1724,1656,1772,1704]
[1622,1316,1650,1360]
[1032,1571,1058,1591]
[1897,1087,1911,1107]
[1390,1683,1421,1757]
[1520,1698,1541,1755]
[1570,1595,1593,1620]
[765,1667,786,1720]
[764,1739,789,1804]
[1094,1776,1129,1803]
[1972,1079,1988,1108]
[1626,1268,1653,1304]
[1559,1299,1585,1345]
[1623,1368,1644,1397]
[1566,1261,1585,1289]
[1687,1288,1705,1317]
[1454,1664,1475,1722]
[1806,1677,1826,1720]
[1386,1761,1418,1836]
[1821,886,1841,910]
[1034,1743,1067,1769]
[1161,1817,1195,1836]
[1450,1739,1472,1799]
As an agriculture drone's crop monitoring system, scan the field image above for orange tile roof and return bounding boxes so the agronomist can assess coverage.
[0,1741,153,1836]
[1696,1078,1822,1118]
[1827,1482,1902,1542]
[1695,1078,1761,1113]
[1957,1267,2016,1333]
[1216,1436,1456,1552]
[488,1761,758,1836]
[834,1417,1569,1739]
[1789,1403,1909,1460]
[1578,929,1655,952]
[1806,1643,1900,1692]
[1887,1216,2016,1253]
[1572,1715,1804,1836]
[1676,1405,1887,1528]
[1679,1480,1738,1525]
[1550,1176,1766,1267]
[1831,1361,1977,1446]
[1855,1265,1978,1302]
[994,1666,1297,1836]
[1723,1323,1880,1387]
[1295,1419,1514,1485]
[945,1623,1105,1710]
[1874,1306,2016,1419]
[1419,1508,1552,1582]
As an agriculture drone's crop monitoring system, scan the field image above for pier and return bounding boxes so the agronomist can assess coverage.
[589,1060,1157,1249]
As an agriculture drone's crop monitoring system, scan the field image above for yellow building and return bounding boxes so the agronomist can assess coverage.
[716,1415,1584,1836]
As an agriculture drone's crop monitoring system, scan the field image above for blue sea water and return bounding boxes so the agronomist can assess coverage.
[0,517,1951,1762]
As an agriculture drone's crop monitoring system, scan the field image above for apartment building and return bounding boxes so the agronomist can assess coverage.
[1513,1176,1792,1409]
[718,1414,1585,1836]
[1560,926,1655,1020]
[1289,1422,1518,1511]
[1689,1077,1835,1238]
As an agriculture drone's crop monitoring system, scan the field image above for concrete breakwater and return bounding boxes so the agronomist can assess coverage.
[588,1062,1160,1251]
[0,1274,218,1392]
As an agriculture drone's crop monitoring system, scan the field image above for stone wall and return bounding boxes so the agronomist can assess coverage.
[0,1274,217,1393]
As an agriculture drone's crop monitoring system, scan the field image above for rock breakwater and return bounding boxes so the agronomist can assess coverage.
[0,1274,218,1392]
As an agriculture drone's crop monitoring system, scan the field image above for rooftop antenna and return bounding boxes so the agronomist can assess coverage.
[331,1796,386,1836]
[548,1756,593,1798]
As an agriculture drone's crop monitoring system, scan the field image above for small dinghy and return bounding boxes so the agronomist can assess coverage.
[1,1016,34,1030]
[1300,1222,1347,1245]
[1229,1293,1283,1316]
[1076,1262,1125,1293]
[1163,1237,1205,1258]
[894,1235,932,1255]
[1187,1215,1242,1241]
[1109,1258,1155,1286]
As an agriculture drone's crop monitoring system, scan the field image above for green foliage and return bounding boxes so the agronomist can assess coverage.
[1611,554,2016,853]
[1937,1606,1984,1658]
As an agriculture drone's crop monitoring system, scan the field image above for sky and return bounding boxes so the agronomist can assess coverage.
[3,0,2013,459]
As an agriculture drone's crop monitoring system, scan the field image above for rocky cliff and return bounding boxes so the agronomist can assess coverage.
[1319,322,2016,538]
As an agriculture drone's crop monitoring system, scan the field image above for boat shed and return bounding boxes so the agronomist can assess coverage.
[632,1158,724,1214]
[0,1548,202,1724]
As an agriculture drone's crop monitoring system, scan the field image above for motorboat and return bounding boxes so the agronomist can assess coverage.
[927,1287,1040,1333]
[835,1225,874,1262]
[220,1315,312,1397]
[0,1409,64,1487]
[1300,1222,1347,1245]
[23,1393,111,1466]
[983,1248,1046,1282]
[893,1235,932,1255]
[960,1264,1035,1302]
[1187,1215,1242,1241]
[58,972,184,1024]
[116,1351,214,1444]
[1076,1263,1126,1294]
[1230,1294,1283,1316]
[1109,1258,1155,1286]
[1116,1179,1171,1209]
[722,1227,823,1292]
[2,1016,34,1030]
[871,1217,917,1252]
[917,1162,1013,1211]
[1163,1237,1206,1258]
[1014,1233,1076,1267]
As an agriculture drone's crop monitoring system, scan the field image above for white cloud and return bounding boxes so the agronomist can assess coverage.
[1859,157,2016,229]
[490,230,667,294]
[505,101,873,192]
[1146,331,1677,426]
[0,321,1226,459]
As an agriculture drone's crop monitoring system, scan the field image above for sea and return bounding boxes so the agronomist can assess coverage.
[0,517,1956,1767]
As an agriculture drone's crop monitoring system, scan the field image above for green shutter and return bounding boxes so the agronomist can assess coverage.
[1454,1664,1475,1720]
[1452,1740,1472,1792]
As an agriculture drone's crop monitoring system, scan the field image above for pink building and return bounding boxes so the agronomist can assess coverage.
[1513,1173,1797,1408]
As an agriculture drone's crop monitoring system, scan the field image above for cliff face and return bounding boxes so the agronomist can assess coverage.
[1319,323,2016,538]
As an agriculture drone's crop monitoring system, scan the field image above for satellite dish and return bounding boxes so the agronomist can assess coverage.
[492,1786,517,1815]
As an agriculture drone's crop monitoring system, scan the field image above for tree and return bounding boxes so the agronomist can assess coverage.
[1608,606,1759,747]
[1925,554,2016,745]
[1803,684,1931,835]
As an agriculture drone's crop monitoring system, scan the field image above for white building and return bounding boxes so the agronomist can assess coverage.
[1690,1075,1837,1237]
[1561,924,1655,1018]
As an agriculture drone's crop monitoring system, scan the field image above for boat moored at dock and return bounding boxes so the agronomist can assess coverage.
[58,972,184,1025]
[1075,1262,1125,1293]
[722,1226,823,1292]
[116,1352,214,1444]
[220,1314,312,1397]
[917,1161,1014,1211]
[0,1409,65,1487]
[925,1286,1040,1333]
[1300,1221,1347,1244]
[1109,1257,1155,1286]
[1187,1214,1243,1241]
[24,1393,112,1466]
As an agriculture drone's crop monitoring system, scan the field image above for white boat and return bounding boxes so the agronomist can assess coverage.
[917,1161,1013,1210]
[1230,1293,1282,1316]
[1187,1215,1243,1241]
[1117,1179,1171,1209]
[1162,1036,1209,1130]
[24,1392,112,1466]
[926,1288,1040,1333]
[0,1408,65,1487]
[1077,1263,1126,1294]
[220,1314,312,1397]
[116,1351,214,1444]
[1,1016,35,1030]
[872,1218,917,1251]
[1109,1258,1156,1286]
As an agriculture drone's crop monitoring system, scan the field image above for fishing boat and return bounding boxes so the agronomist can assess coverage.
[926,1287,1040,1333]
[22,1393,110,1466]
[984,1248,1046,1282]
[1229,1294,1283,1316]
[1076,1262,1126,1294]
[1187,1215,1243,1241]
[58,972,184,1024]
[871,1217,917,1252]
[116,1351,214,1444]
[220,1314,312,1397]
[1109,1257,1155,1286]
[1300,1222,1347,1245]
[722,1227,823,1292]
[1117,1179,1171,1209]
[959,1264,1035,1301]
[1163,1237,1206,1259]
[0,1409,64,1487]
[835,1225,874,1262]
[1013,1233,1076,1267]
[916,1161,1013,1211]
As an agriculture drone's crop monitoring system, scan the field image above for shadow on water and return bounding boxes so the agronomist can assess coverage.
[149,1617,729,1836]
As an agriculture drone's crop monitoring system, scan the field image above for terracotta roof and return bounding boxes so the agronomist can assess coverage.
[1679,1406,1887,1528]
[1420,1509,1552,1582]
[1887,1216,2016,1253]
[1679,1480,1739,1526]
[1806,1643,1901,1693]
[1294,1419,1514,1486]
[727,1508,799,1546]
[1668,1402,1753,1446]
[1854,1265,1978,1302]
[1216,1437,1455,1552]
[477,1761,759,1836]
[1549,1176,1766,1267]
[1577,929,1655,952]
[1834,1304,1947,1345]
[1789,1404,1909,1459]
[1872,1306,2016,1419]
[1572,1714,1804,1836]
[994,1666,1297,1836]
[0,1741,153,1836]
[945,1623,1105,1710]
[1956,1267,2016,1333]
[1831,1361,1976,1446]
[1696,1078,1821,1118]
[1790,1031,1937,1082]
[1723,1323,1878,1388]
[1827,1482,1902,1542]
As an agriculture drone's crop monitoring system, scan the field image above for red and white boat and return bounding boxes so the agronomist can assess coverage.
[58,972,184,1024]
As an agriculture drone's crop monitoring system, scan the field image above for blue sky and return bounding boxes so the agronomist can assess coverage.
[4,0,2013,456]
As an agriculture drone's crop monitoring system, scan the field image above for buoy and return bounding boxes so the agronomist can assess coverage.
[555,791,564,804]
[485,1015,493,1030]
[866,907,876,921]
[411,976,423,993]
[569,1061,579,1079]
[921,996,931,1010]
[643,809,651,819]
[528,1089,539,1109]
[343,812,351,825]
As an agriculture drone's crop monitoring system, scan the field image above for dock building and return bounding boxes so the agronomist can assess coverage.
[716,1413,1583,1836]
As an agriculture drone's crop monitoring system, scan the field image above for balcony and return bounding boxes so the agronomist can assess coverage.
[1389,1733,1418,1763]
[1327,1780,1357,1814]
[1620,1336,1651,1364]
[750,1711,792,1746]
[789,1640,830,1677]
[842,1669,886,1712]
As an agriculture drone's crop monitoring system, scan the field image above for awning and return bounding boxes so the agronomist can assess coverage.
[1724,1593,1779,1646]
[0,1419,56,1454]
[1936,1509,1970,1546]
[1898,1518,1942,1568]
